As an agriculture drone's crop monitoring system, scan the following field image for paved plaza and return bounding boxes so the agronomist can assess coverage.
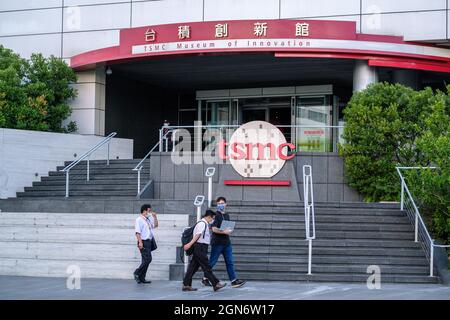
[0,276,449,300]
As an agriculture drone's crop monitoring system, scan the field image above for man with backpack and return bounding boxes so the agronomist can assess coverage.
[202,196,246,288]
[182,210,226,292]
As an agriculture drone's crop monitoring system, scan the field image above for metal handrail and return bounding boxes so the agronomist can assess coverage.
[132,129,173,195]
[159,124,343,129]
[303,165,316,275]
[160,124,344,153]
[60,132,117,197]
[396,166,450,277]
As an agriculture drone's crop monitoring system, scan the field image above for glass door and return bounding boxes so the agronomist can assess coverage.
[206,100,229,125]
[295,96,332,152]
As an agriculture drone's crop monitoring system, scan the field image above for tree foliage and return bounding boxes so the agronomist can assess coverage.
[339,82,449,242]
[0,45,77,132]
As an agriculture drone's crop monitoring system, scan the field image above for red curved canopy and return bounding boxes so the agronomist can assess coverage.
[70,19,450,73]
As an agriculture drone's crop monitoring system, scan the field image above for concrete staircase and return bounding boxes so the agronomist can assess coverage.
[0,157,440,284]
[208,202,438,284]
[0,212,189,279]
[17,159,146,198]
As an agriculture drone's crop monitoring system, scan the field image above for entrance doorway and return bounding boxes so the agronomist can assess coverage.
[242,108,266,122]
[196,85,336,151]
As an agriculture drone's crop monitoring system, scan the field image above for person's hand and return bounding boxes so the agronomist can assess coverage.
[224,228,233,235]
[138,241,143,250]
[151,211,157,218]
[184,243,191,251]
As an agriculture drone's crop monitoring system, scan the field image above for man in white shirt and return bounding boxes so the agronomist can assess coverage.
[182,210,226,292]
[134,204,158,284]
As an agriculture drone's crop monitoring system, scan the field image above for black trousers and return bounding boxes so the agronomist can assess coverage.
[183,243,219,287]
[134,239,152,281]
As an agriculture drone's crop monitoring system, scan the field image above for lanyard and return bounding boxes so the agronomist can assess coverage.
[141,215,153,231]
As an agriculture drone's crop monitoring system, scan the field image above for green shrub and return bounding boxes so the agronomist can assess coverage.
[339,82,449,243]
[339,82,433,201]
[406,93,450,243]
[0,45,77,132]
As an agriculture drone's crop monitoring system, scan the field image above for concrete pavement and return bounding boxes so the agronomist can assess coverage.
[0,276,449,300]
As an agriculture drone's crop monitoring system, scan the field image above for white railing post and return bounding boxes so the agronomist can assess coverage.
[308,239,312,275]
[87,157,90,181]
[415,210,419,243]
[400,180,404,211]
[205,167,216,208]
[194,195,205,222]
[107,141,110,165]
[303,165,315,275]
[65,171,69,198]
[430,240,434,277]
[137,169,141,195]
[159,129,163,152]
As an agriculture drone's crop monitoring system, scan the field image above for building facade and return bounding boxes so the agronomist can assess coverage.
[1,0,450,157]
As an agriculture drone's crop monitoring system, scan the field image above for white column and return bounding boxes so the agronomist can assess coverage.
[66,67,106,136]
[353,60,378,92]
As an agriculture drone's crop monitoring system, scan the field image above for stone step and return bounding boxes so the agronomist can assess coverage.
[228,245,426,257]
[25,185,139,192]
[0,213,189,228]
[231,230,414,240]
[48,168,149,176]
[0,218,188,229]
[227,208,405,216]
[41,174,142,181]
[0,241,177,262]
[212,262,430,275]
[225,201,399,209]
[231,238,423,249]
[33,179,143,186]
[0,226,183,243]
[0,257,169,280]
[17,190,138,197]
[57,163,144,171]
[63,159,143,166]
[210,271,437,283]
[233,222,413,232]
[227,254,429,266]
[229,214,410,224]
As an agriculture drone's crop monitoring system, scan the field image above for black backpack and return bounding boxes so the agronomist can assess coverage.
[181,220,207,258]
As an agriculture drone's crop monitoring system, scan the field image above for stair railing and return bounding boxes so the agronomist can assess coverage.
[396,166,449,277]
[133,129,174,195]
[303,165,316,275]
[60,132,117,197]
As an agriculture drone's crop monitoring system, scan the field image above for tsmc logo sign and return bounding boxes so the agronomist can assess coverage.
[218,121,296,178]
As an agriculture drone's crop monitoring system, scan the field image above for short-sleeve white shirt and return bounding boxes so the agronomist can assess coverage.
[135,215,154,240]
[194,219,210,245]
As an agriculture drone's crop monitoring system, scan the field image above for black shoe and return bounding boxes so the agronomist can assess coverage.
[213,282,227,292]
[202,278,212,287]
[182,286,198,292]
[231,279,246,288]
[140,279,151,284]
[134,273,141,284]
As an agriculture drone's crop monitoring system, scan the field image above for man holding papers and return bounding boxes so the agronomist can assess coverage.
[202,196,246,288]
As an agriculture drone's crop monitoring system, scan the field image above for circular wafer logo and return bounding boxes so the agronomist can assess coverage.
[219,121,295,178]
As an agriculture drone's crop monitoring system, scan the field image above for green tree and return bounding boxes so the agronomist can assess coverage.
[340,82,449,242]
[339,82,433,201]
[406,90,450,242]
[0,45,77,132]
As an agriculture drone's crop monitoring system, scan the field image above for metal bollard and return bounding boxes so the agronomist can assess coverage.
[205,167,216,208]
